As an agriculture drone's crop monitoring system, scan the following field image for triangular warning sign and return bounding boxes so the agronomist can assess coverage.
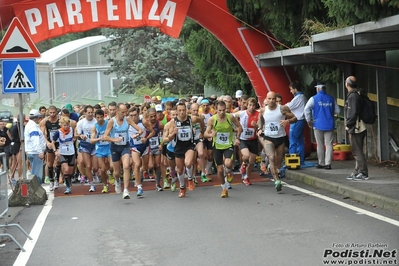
[0,17,41,59]
[6,64,34,89]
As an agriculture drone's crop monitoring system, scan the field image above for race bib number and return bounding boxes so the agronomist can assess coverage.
[59,143,72,154]
[115,132,127,145]
[178,128,191,141]
[216,132,230,145]
[244,128,255,138]
[150,137,159,148]
[98,134,109,145]
[49,129,57,141]
[265,122,280,136]
[85,132,91,142]
[133,136,142,145]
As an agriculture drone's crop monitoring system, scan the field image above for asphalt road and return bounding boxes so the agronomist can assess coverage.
[1,180,399,266]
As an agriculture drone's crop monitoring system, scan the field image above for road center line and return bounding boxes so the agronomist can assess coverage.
[283,182,399,227]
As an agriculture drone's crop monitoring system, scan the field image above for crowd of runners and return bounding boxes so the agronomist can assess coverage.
[4,89,299,199]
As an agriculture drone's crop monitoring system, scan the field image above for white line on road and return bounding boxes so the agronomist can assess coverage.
[13,192,54,266]
[283,182,399,227]
[11,181,399,265]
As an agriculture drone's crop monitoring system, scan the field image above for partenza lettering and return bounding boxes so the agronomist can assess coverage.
[11,0,191,42]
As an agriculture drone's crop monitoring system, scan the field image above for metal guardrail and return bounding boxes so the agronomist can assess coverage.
[0,152,32,252]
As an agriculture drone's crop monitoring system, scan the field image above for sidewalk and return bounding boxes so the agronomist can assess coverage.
[285,159,399,215]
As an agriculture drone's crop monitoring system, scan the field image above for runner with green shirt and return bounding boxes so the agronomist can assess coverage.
[204,101,243,198]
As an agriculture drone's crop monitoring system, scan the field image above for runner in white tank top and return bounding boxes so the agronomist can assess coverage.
[257,91,297,192]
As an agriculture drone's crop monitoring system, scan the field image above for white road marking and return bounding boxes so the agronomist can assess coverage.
[283,182,399,227]
[11,181,399,265]
[13,192,54,266]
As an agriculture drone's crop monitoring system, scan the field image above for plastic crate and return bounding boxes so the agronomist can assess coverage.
[285,153,300,169]
[333,151,351,161]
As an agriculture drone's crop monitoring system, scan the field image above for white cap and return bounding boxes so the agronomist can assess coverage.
[235,90,243,98]
[192,95,198,99]
[155,104,163,112]
[196,96,203,104]
[29,109,41,118]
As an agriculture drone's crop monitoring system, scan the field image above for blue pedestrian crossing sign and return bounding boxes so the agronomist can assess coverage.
[2,59,37,94]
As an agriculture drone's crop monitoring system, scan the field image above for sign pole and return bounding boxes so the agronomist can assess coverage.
[18,93,27,180]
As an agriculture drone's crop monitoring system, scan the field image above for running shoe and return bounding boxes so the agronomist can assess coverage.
[89,185,96,192]
[49,182,54,191]
[143,171,149,179]
[201,174,208,183]
[354,173,369,181]
[220,189,228,198]
[123,190,130,199]
[93,174,99,183]
[64,187,71,194]
[54,180,60,189]
[346,174,355,180]
[80,175,86,184]
[171,181,177,192]
[44,176,50,184]
[240,163,247,175]
[226,171,233,183]
[156,185,163,191]
[115,181,121,194]
[102,185,109,193]
[274,180,282,191]
[149,171,155,179]
[178,187,186,198]
[188,179,195,191]
[194,178,198,186]
[71,174,77,183]
[163,178,170,189]
[137,186,143,197]
[108,172,115,185]
[242,178,251,186]
[166,168,171,180]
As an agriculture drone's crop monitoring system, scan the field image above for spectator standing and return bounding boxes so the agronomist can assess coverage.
[304,82,340,170]
[0,121,12,170]
[286,81,307,164]
[9,116,25,179]
[344,76,369,180]
[24,109,46,184]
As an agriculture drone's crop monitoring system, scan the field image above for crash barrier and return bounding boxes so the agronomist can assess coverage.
[0,153,32,252]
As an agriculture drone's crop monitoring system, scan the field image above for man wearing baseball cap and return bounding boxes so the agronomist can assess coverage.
[235,90,243,99]
[25,109,47,184]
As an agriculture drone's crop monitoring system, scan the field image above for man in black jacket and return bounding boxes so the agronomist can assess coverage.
[344,76,369,180]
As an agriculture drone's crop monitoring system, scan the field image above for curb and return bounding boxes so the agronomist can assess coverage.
[285,170,399,216]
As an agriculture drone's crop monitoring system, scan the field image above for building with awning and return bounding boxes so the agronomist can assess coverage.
[256,14,399,161]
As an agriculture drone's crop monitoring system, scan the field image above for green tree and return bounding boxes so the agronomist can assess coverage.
[100,27,200,95]
[225,0,399,85]
[181,20,252,96]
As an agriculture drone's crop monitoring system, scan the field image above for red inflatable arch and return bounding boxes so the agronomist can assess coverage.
[0,0,311,155]
[0,0,294,103]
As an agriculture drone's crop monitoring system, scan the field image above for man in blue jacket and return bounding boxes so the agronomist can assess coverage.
[304,82,340,170]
